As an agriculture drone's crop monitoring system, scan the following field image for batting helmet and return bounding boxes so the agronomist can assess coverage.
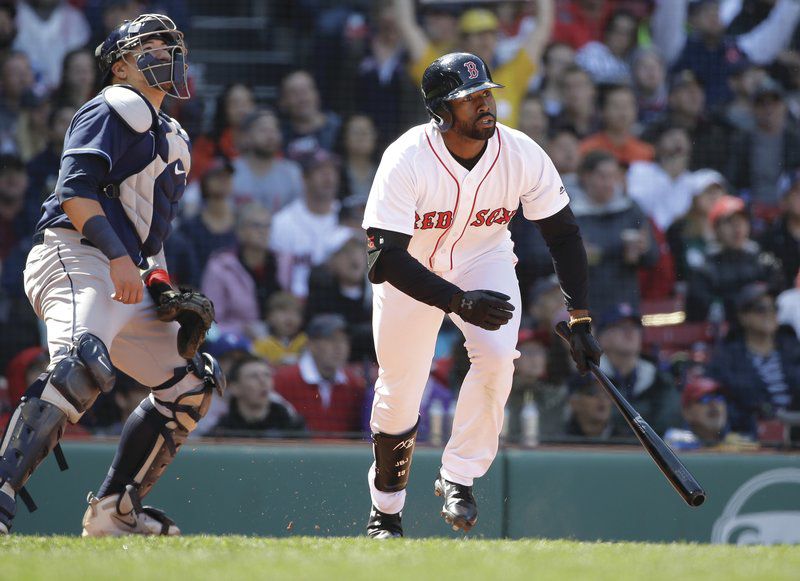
[421,52,503,132]
[95,13,190,99]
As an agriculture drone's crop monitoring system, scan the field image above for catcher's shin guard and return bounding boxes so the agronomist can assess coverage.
[0,333,117,525]
[0,392,67,531]
[372,418,419,493]
[97,353,225,499]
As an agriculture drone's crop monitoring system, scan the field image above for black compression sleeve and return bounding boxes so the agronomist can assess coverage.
[533,205,589,311]
[376,247,462,311]
[367,228,461,312]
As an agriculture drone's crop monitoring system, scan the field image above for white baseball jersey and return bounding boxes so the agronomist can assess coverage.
[362,121,570,515]
[362,121,569,270]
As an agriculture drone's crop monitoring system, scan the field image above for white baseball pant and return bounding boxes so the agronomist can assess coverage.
[368,250,521,514]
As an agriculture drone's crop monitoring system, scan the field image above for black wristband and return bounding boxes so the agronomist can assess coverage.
[81,215,128,260]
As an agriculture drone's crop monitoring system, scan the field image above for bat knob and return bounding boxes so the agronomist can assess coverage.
[689,489,707,507]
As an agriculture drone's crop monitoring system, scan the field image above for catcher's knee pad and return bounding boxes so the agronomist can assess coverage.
[150,352,225,432]
[372,418,420,493]
[0,394,68,519]
[47,333,116,421]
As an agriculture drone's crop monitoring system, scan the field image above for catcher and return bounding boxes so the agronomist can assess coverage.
[0,14,221,536]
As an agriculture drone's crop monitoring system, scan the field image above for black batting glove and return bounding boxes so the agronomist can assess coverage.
[449,290,515,331]
[567,321,603,375]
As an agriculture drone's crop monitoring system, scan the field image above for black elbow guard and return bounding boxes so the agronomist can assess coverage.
[366,228,411,284]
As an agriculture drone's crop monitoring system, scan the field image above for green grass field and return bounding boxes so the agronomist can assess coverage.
[2,537,799,581]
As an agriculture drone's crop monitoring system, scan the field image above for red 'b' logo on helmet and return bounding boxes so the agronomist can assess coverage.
[464,61,479,79]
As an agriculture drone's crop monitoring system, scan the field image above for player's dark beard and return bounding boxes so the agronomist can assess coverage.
[251,144,276,159]
[454,113,496,140]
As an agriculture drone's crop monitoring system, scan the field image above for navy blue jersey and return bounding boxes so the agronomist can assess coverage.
[36,85,191,267]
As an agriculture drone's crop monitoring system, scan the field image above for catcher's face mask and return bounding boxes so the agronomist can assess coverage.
[98,13,190,100]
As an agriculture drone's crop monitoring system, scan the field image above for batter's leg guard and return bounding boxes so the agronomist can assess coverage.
[0,334,115,532]
[366,419,419,538]
[95,353,225,501]
[372,418,419,493]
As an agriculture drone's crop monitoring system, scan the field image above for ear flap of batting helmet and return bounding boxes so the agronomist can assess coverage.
[426,98,454,132]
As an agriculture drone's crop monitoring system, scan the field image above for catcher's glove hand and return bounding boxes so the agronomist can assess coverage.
[156,288,215,359]
[144,268,215,359]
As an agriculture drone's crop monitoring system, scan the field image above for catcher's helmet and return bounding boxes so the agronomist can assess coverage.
[421,52,503,132]
[95,13,190,99]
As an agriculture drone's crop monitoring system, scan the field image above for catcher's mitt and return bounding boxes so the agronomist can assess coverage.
[156,288,215,359]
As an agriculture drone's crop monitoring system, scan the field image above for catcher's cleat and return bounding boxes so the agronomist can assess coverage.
[434,475,478,532]
[366,505,403,539]
[81,484,180,537]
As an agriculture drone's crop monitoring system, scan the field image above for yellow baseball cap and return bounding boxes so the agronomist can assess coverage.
[459,9,499,35]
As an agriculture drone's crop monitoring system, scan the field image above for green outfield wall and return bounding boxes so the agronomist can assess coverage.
[13,441,800,543]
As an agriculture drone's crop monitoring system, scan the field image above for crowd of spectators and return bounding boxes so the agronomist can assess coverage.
[2,0,800,449]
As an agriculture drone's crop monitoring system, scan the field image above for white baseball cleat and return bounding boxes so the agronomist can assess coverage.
[81,484,180,537]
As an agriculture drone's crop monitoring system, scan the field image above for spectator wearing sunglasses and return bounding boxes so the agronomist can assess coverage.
[708,283,800,437]
[664,376,755,450]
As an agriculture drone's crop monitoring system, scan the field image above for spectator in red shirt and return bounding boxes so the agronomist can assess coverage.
[553,0,616,49]
[274,314,366,437]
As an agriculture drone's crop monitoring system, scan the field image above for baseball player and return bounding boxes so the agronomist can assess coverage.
[362,53,602,537]
[0,14,221,536]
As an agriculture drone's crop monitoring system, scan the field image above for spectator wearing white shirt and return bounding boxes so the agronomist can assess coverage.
[627,127,694,231]
[270,148,348,298]
[13,0,89,89]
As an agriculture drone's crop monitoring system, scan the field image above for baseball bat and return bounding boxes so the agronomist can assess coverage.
[555,321,707,508]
